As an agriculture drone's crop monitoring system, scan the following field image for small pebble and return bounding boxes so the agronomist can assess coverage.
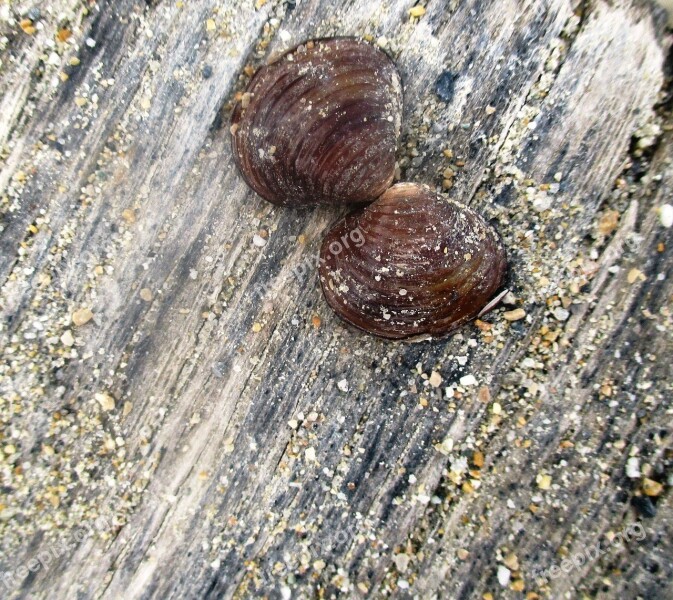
[20,19,36,35]
[202,65,213,79]
[503,308,526,321]
[503,553,519,571]
[252,234,267,247]
[26,8,41,21]
[536,473,552,490]
[502,291,517,305]
[429,371,442,387]
[642,478,664,497]
[473,451,484,468]
[337,379,349,392]
[659,203,673,228]
[392,553,410,572]
[408,6,426,17]
[72,307,94,326]
[632,495,656,518]
[497,565,511,587]
[627,268,646,284]
[437,436,453,454]
[553,307,570,321]
[95,392,115,412]
[626,456,641,478]
[460,374,477,387]
[60,330,75,347]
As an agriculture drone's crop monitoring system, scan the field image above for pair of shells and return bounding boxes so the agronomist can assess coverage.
[231,38,507,340]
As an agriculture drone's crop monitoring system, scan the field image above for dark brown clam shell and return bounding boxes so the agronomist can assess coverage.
[231,38,402,207]
[318,183,508,339]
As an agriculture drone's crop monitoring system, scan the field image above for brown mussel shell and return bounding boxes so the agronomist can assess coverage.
[318,183,508,340]
[231,38,402,207]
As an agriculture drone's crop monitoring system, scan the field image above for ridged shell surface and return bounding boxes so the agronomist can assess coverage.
[231,38,402,207]
[319,183,508,339]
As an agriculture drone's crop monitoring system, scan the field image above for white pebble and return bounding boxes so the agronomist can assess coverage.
[659,204,673,228]
[439,436,453,454]
[533,195,552,212]
[553,307,570,321]
[60,330,74,347]
[460,374,477,387]
[337,379,349,392]
[95,392,115,412]
[497,565,511,587]
[252,234,267,247]
[393,553,410,573]
[626,456,641,478]
[450,456,468,474]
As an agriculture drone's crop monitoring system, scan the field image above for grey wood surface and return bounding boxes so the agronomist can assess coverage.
[1,0,672,598]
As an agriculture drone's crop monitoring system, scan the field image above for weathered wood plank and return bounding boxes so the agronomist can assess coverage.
[0,0,671,598]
